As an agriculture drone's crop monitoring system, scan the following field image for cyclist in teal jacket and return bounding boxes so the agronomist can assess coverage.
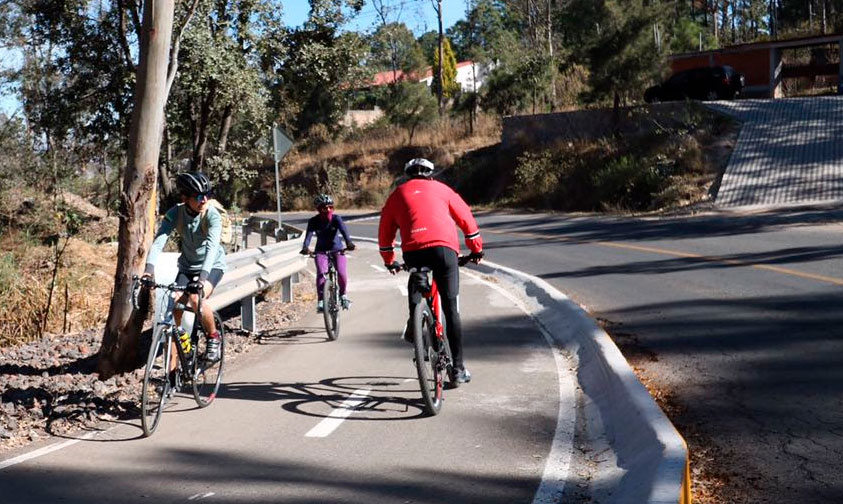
[143,172,226,362]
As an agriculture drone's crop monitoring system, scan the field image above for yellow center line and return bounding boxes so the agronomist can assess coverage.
[484,228,843,287]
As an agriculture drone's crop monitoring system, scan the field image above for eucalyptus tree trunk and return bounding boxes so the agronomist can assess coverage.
[98,0,175,378]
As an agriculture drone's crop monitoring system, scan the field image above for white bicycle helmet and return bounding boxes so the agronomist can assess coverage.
[313,194,334,207]
[404,158,435,177]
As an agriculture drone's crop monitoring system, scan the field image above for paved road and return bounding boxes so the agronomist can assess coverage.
[0,246,576,503]
[345,208,843,503]
[707,96,843,208]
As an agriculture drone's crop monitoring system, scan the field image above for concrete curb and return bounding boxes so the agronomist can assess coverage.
[351,236,689,503]
[471,260,690,504]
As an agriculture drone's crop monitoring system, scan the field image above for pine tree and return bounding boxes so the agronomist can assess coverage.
[432,38,460,99]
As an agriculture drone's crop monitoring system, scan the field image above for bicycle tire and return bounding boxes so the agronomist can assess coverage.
[413,301,444,415]
[322,274,340,340]
[192,312,225,408]
[141,325,171,436]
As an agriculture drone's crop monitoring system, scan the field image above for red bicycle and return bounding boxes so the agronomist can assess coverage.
[390,255,477,416]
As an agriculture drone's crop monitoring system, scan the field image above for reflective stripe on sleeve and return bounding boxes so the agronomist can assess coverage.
[466,232,481,240]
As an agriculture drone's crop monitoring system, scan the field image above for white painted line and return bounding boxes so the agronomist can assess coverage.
[0,431,98,470]
[370,264,386,272]
[461,269,576,504]
[397,285,408,296]
[188,492,215,500]
[305,389,372,438]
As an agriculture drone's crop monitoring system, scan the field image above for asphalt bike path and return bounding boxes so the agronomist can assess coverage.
[0,246,577,503]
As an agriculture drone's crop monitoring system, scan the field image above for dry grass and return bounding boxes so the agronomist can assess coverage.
[0,185,117,347]
[0,232,116,347]
[278,115,501,209]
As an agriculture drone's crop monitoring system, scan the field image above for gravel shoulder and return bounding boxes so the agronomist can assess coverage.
[0,278,314,455]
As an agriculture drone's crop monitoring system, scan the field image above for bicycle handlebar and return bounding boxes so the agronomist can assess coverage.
[388,252,484,273]
[307,248,348,258]
[133,274,204,293]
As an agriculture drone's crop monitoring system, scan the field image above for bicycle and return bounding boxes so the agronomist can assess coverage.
[132,275,225,437]
[389,254,478,416]
[309,249,347,341]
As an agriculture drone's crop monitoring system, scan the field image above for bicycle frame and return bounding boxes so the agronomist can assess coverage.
[310,250,345,340]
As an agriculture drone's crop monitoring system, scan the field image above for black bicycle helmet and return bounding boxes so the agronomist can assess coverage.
[313,194,334,207]
[176,172,212,196]
[404,158,435,177]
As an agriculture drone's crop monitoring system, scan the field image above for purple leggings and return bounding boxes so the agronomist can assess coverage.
[315,252,347,300]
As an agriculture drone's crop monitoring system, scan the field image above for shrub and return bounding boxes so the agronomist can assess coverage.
[591,155,665,211]
[513,150,560,206]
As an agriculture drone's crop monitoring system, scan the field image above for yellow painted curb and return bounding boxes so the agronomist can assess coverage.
[680,437,692,504]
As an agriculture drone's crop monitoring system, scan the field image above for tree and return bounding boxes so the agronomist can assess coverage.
[482,54,550,115]
[368,22,427,77]
[267,0,369,134]
[385,81,439,143]
[98,0,174,378]
[431,38,460,100]
[586,0,664,116]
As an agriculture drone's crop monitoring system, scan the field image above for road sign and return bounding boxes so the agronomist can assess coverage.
[273,125,293,163]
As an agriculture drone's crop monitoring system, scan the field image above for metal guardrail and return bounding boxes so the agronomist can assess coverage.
[239,216,303,249]
[154,221,307,334]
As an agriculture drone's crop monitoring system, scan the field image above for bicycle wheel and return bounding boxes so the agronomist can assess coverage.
[322,274,340,340]
[192,312,225,408]
[413,301,444,415]
[141,325,171,436]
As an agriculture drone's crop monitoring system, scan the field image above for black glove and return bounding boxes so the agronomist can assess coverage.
[469,250,485,263]
[186,281,203,293]
[140,272,155,287]
[300,247,310,255]
[385,262,402,274]
[346,243,356,251]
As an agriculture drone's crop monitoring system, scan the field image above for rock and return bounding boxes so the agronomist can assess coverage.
[92,381,108,396]
[0,428,11,439]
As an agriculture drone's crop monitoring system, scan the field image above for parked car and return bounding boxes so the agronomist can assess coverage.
[644,65,746,103]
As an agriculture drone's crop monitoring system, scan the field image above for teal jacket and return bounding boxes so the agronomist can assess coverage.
[145,204,227,277]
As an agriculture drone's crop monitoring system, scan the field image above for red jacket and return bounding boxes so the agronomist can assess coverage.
[378,178,483,264]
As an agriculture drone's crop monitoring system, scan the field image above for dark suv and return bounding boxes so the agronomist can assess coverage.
[644,65,745,103]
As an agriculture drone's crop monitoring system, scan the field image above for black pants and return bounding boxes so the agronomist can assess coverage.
[403,247,464,369]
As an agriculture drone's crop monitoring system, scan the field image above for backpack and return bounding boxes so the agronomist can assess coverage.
[175,199,235,245]
[204,199,234,245]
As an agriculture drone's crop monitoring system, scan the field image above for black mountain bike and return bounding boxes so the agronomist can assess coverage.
[133,275,225,437]
[310,250,346,341]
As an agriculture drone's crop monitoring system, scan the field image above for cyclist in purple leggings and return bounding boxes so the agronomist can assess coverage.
[300,194,356,312]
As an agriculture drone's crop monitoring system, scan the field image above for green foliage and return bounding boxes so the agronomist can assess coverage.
[586,0,665,106]
[447,0,516,65]
[368,22,426,75]
[482,54,551,116]
[513,150,560,205]
[591,155,665,210]
[668,17,717,54]
[431,38,459,99]
[384,81,438,143]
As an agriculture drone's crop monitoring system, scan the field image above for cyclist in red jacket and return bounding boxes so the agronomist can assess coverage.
[378,158,484,384]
